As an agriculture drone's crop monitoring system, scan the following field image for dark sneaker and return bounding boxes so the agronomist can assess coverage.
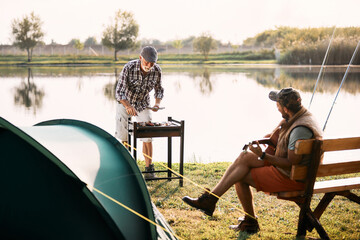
[229,216,260,233]
[182,188,218,216]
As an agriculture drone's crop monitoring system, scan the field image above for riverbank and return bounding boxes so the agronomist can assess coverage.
[0,52,276,66]
[143,162,360,240]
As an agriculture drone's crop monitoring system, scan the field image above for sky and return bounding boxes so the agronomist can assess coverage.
[1,0,359,45]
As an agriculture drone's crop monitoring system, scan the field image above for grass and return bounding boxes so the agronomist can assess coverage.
[0,52,276,66]
[138,161,360,240]
[0,54,130,65]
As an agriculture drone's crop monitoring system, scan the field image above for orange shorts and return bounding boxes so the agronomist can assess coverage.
[251,165,304,193]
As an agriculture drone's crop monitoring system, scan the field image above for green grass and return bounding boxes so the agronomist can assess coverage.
[0,52,276,66]
[0,54,130,65]
[139,161,360,240]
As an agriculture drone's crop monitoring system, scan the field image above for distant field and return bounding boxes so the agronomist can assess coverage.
[0,51,276,66]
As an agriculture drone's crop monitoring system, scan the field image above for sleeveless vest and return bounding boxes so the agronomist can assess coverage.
[275,107,323,177]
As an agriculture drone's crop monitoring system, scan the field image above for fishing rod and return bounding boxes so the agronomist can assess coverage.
[308,26,336,109]
[323,40,360,131]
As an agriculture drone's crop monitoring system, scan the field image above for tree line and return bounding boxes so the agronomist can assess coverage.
[10,10,221,62]
[9,10,360,64]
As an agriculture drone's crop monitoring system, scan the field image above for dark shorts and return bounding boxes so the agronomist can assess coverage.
[251,165,304,193]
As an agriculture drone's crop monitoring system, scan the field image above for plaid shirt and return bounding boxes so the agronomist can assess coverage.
[115,59,164,112]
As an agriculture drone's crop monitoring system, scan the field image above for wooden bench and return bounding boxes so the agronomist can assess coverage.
[272,137,360,239]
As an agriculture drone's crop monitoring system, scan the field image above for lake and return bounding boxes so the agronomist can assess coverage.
[1,65,359,164]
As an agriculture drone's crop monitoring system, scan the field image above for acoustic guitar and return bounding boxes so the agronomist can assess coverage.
[243,128,280,155]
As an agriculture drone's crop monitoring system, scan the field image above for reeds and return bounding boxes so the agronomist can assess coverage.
[279,38,360,65]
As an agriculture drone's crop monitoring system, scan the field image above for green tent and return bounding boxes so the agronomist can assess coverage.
[0,117,177,240]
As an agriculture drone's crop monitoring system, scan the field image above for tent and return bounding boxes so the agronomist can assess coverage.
[0,117,177,240]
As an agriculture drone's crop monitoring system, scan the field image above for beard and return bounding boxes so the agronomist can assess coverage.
[282,112,290,120]
[141,64,152,73]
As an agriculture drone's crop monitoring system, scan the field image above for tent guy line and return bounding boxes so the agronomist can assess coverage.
[90,186,184,240]
[123,141,257,221]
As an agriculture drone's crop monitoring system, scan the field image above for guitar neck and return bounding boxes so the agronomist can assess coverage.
[256,138,275,147]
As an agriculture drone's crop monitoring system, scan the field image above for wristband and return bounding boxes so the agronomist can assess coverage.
[258,152,266,161]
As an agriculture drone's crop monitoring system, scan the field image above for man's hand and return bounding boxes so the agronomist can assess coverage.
[152,98,162,112]
[249,141,263,157]
[119,99,138,116]
[151,104,160,112]
[125,105,138,116]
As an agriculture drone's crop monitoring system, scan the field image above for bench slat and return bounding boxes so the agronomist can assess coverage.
[291,160,360,180]
[322,137,360,152]
[317,161,360,177]
[313,177,360,194]
[274,177,360,198]
[294,137,360,155]
[295,139,314,155]
[291,165,307,180]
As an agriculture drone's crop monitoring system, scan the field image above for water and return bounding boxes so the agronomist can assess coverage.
[1,65,359,164]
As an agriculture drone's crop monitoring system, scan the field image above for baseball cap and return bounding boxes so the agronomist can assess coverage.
[140,46,158,63]
[269,87,302,109]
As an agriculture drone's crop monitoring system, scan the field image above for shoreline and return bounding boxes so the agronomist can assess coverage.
[1,54,359,67]
[1,62,359,68]
[0,60,277,66]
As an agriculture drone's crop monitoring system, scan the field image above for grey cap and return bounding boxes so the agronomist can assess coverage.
[269,87,302,109]
[140,46,158,63]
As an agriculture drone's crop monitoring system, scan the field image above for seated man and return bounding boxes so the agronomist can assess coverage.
[182,87,323,233]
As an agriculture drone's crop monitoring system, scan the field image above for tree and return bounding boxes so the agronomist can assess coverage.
[172,40,184,54]
[102,10,139,61]
[182,36,196,47]
[68,39,77,45]
[84,37,98,46]
[68,38,84,54]
[11,12,44,62]
[231,43,240,52]
[74,39,84,54]
[193,33,217,60]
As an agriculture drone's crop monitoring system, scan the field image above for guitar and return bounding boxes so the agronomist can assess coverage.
[242,128,280,155]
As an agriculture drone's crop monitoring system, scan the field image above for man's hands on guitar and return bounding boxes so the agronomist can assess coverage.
[243,127,279,156]
[248,141,263,157]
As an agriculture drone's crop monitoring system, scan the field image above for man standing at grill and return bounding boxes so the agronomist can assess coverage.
[115,46,164,179]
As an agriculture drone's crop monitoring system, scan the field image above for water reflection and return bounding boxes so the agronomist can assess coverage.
[13,68,45,115]
[0,66,115,78]
[103,69,118,101]
[190,68,213,95]
[2,66,360,96]
[247,67,360,94]
[101,67,216,99]
[2,65,360,115]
